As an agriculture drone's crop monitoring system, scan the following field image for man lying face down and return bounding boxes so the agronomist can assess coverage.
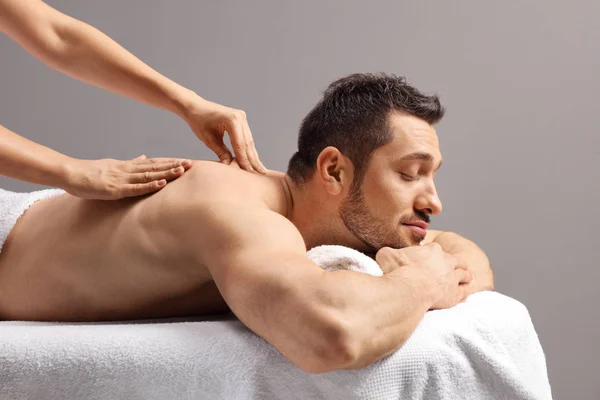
[0,73,493,373]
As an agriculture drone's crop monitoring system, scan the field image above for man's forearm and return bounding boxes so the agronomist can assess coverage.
[0,0,195,118]
[433,231,494,292]
[316,267,435,370]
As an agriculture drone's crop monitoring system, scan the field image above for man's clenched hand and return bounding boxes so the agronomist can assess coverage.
[376,243,473,310]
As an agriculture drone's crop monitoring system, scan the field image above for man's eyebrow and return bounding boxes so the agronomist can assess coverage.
[398,152,443,171]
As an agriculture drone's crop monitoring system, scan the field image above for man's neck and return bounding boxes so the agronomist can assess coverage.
[279,175,295,219]
[279,175,321,250]
[280,174,351,251]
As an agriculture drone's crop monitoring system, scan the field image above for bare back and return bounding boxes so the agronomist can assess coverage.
[0,161,293,321]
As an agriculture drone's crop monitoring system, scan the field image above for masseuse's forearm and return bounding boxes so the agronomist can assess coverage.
[0,124,70,187]
[0,0,195,118]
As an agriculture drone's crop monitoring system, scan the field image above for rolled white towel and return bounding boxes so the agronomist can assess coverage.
[307,244,383,276]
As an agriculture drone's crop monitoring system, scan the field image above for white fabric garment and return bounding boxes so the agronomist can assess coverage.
[0,190,552,399]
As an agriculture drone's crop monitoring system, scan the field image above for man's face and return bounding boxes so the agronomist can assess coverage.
[339,112,443,253]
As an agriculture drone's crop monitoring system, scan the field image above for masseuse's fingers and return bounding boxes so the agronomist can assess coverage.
[231,115,266,173]
[130,159,192,173]
[227,118,254,172]
[131,157,192,167]
[129,166,185,184]
[63,156,192,201]
[183,97,266,174]
[204,135,234,165]
[241,118,266,174]
[119,181,168,198]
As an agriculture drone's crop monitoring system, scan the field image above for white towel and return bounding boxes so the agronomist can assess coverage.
[0,188,65,253]
[307,245,554,400]
[0,211,553,399]
[307,244,383,276]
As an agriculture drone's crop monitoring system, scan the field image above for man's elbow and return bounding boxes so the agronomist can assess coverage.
[483,264,495,291]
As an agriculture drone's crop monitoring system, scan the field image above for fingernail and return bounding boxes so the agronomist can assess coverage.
[158,180,166,186]
[182,160,192,167]
[172,167,183,173]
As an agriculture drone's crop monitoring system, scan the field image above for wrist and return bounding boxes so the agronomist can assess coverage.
[169,87,202,120]
[385,267,438,310]
[51,157,80,192]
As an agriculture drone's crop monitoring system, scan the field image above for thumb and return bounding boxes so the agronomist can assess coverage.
[205,137,233,165]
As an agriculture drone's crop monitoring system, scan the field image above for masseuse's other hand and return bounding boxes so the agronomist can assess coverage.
[375,243,473,310]
[182,97,266,174]
[62,155,192,200]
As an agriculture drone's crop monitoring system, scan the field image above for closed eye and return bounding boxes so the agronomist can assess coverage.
[400,173,418,181]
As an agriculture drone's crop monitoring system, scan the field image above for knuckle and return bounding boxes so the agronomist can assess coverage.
[229,110,242,122]
[108,186,120,199]
[376,247,394,261]
[430,242,442,250]
[378,246,392,256]
[234,109,246,120]
[234,141,249,150]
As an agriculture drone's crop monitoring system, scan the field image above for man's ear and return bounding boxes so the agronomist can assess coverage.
[315,147,353,195]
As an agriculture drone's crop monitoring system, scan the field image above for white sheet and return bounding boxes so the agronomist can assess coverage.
[0,245,553,399]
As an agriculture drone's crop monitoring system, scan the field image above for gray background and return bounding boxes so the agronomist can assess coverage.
[1,1,598,398]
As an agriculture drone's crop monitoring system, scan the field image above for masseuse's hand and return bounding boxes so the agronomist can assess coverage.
[182,97,266,174]
[62,155,192,200]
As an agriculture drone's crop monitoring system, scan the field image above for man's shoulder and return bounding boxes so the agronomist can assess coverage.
[184,160,269,199]
[192,201,306,270]
[181,160,288,213]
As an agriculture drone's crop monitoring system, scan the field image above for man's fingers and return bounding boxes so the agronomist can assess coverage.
[129,167,185,183]
[456,268,473,284]
[120,180,167,198]
[447,254,468,271]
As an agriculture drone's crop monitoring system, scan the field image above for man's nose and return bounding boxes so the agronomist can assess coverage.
[415,187,442,216]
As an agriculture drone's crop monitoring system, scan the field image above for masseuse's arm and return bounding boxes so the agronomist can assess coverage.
[424,229,494,293]
[0,0,265,173]
[199,207,469,374]
[0,124,191,199]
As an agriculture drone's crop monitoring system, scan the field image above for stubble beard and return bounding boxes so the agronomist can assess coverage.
[339,184,413,254]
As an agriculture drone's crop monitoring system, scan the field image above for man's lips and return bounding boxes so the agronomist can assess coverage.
[402,221,429,229]
[402,221,429,238]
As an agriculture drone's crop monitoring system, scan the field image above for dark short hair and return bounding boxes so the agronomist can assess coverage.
[287,73,445,187]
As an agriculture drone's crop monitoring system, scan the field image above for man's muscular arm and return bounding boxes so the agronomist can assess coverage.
[196,204,444,374]
[424,230,494,292]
